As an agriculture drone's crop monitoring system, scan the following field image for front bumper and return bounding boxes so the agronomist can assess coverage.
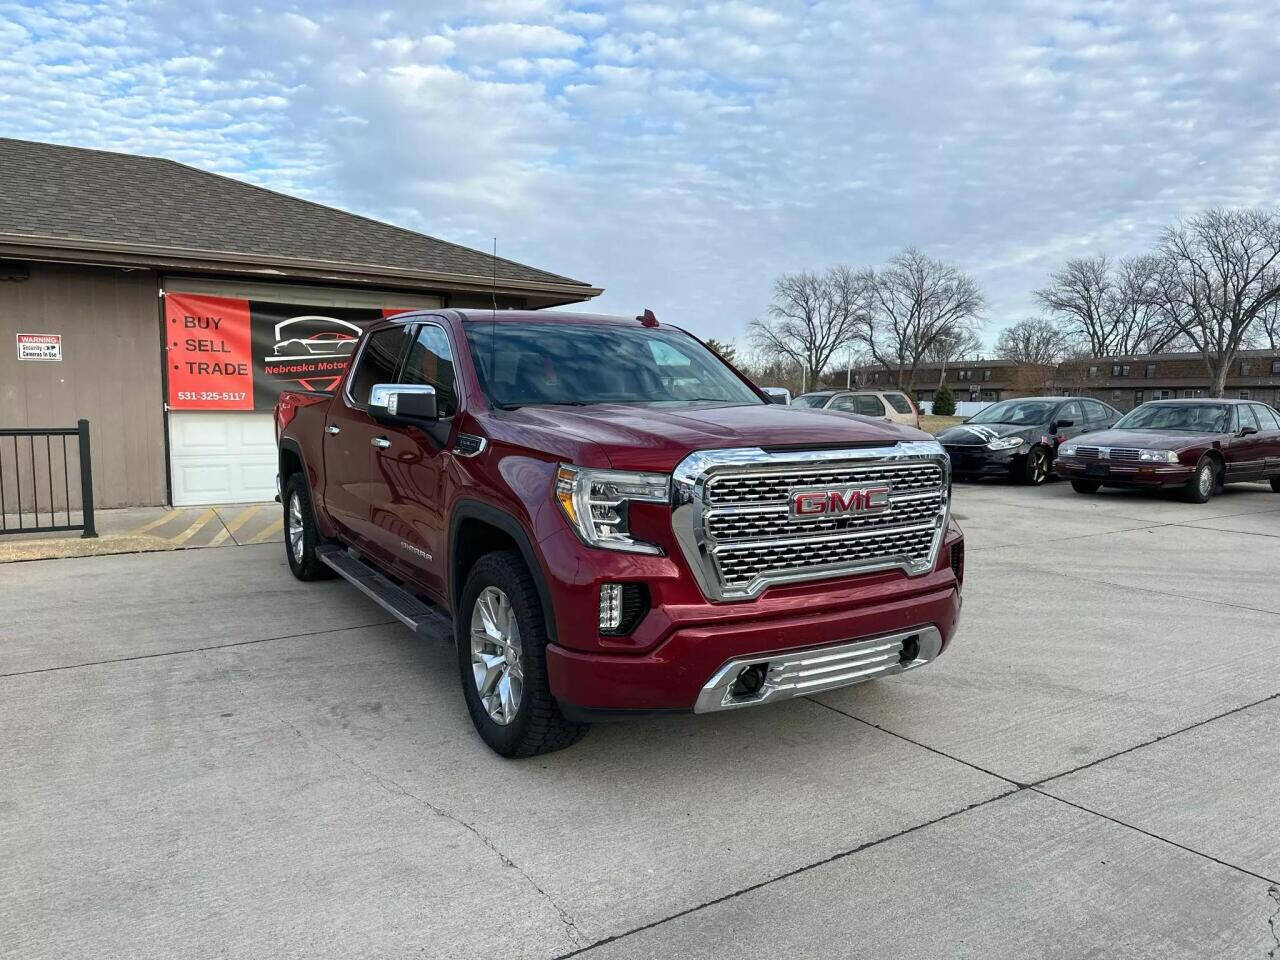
[1056,458,1192,487]
[945,444,1025,478]
[546,577,961,712]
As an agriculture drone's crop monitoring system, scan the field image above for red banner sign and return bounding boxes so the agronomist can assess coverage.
[164,293,417,411]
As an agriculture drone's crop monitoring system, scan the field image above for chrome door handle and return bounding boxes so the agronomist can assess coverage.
[325,425,341,435]
[371,437,391,449]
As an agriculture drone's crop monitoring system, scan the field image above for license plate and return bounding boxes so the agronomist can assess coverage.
[1086,463,1108,477]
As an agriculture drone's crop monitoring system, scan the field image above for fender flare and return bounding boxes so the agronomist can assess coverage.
[449,499,558,645]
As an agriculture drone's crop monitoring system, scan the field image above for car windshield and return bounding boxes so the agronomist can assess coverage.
[966,399,1056,426]
[1114,402,1231,433]
[792,394,831,408]
[464,322,763,408]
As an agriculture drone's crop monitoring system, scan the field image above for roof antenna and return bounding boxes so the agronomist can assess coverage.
[489,237,498,399]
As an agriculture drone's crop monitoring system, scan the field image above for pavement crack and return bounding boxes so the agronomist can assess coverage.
[210,650,586,950]
[1267,885,1280,960]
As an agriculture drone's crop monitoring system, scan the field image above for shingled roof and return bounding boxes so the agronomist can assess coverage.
[0,137,597,300]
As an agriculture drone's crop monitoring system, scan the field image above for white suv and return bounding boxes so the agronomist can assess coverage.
[792,389,921,428]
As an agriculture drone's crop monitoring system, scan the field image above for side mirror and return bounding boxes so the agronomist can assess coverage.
[1053,419,1075,429]
[369,383,438,420]
[1239,425,1258,437]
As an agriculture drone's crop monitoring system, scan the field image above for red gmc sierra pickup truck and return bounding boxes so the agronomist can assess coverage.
[274,309,964,757]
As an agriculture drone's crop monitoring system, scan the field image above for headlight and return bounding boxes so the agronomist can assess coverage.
[1139,449,1179,463]
[1060,444,1078,457]
[555,465,669,554]
[986,436,1025,451]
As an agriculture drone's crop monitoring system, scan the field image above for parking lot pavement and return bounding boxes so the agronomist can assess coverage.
[2,480,1279,959]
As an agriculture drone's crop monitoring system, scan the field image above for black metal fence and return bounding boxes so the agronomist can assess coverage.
[0,419,97,538]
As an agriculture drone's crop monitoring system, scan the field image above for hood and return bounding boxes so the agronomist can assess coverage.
[483,402,929,472]
[1069,428,1220,451]
[937,421,1041,446]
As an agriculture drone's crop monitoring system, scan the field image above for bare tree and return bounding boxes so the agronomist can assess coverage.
[748,266,866,390]
[860,248,984,394]
[1249,298,1280,350]
[1147,208,1280,397]
[995,317,1072,366]
[1035,254,1176,357]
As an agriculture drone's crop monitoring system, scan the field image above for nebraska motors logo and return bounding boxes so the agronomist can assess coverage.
[790,484,892,519]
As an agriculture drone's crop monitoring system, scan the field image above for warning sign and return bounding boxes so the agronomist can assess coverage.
[16,333,62,361]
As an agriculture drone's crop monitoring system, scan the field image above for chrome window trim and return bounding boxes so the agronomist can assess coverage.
[671,441,951,602]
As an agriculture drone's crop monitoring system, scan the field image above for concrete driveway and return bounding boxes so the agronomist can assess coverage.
[3,480,1279,959]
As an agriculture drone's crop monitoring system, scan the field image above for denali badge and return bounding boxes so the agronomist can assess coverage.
[790,484,891,518]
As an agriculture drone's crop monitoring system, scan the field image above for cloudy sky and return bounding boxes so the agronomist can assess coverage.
[2,0,1277,347]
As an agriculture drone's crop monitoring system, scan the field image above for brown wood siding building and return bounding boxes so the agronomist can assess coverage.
[1,263,166,509]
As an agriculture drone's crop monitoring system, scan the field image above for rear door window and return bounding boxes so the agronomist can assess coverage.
[348,326,409,406]
[1251,404,1280,431]
[884,393,914,415]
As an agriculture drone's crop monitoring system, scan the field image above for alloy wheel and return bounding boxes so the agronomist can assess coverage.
[470,586,524,725]
[287,491,304,561]
[1030,450,1048,484]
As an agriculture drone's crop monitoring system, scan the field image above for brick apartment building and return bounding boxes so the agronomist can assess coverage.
[857,348,1280,412]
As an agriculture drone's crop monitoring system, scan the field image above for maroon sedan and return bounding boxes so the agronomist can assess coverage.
[1056,398,1280,503]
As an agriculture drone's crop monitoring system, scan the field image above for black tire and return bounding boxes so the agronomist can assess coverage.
[1020,446,1051,486]
[1071,479,1100,494]
[1183,457,1217,504]
[1271,476,1280,493]
[283,473,332,581]
[456,551,589,758]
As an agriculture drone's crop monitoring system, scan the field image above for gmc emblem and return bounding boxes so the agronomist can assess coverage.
[790,484,892,518]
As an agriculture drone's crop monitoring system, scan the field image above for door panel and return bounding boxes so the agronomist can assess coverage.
[1224,405,1264,480]
[364,322,458,598]
[321,325,410,551]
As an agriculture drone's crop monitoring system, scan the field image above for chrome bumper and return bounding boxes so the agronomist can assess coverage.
[693,625,944,714]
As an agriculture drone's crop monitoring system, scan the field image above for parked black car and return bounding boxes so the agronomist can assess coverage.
[937,396,1122,485]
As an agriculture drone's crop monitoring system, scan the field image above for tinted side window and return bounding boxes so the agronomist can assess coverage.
[1251,404,1280,431]
[857,395,887,417]
[1083,400,1110,422]
[828,395,858,413]
[348,327,408,405]
[402,324,458,417]
[1058,401,1084,424]
[884,393,914,415]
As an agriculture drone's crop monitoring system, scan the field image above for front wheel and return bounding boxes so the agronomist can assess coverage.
[456,551,590,758]
[1183,458,1217,504]
[1020,447,1050,485]
[1271,476,1280,493]
[1070,479,1100,494]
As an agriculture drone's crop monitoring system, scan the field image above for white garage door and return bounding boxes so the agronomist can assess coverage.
[169,412,278,506]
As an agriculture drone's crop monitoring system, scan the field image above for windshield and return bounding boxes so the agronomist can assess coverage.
[464,322,763,409]
[1114,403,1231,433]
[966,399,1056,426]
[792,394,830,408]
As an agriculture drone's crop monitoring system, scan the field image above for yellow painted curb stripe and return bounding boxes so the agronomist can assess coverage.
[209,506,262,546]
[248,516,284,544]
[128,511,181,535]
[171,508,217,546]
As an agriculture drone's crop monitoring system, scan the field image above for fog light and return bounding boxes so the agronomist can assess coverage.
[599,583,623,631]
[730,663,768,698]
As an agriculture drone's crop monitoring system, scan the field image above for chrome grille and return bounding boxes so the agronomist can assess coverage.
[1077,446,1101,460]
[1109,448,1141,461]
[707,462,942,504]
[672,442,950,601]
